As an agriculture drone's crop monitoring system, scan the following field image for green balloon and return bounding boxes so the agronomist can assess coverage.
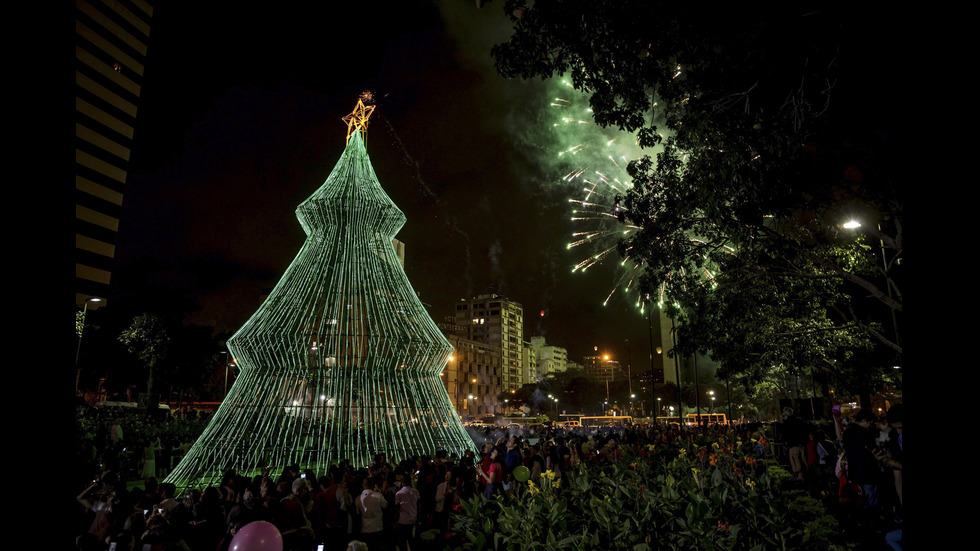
[513,466,531,482]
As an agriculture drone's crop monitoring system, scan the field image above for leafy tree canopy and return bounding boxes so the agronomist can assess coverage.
[119,313,170,398]
[493,3,902,391]
[119,313,170,364]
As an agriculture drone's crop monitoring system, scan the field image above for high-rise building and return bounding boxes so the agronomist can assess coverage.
[454,294,524,393]
[584,355,623,384]
[529,336,568,380]
[443,334,502,418]
[75,0,154,305]
[521,341,537,387]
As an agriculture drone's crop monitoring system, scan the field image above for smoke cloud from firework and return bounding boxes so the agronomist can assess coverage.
[379,114,475,297]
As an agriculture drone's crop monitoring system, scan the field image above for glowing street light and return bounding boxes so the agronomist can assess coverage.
[75,297,103,395]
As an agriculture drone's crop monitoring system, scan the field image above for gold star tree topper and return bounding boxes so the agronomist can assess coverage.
[342,91,377,143]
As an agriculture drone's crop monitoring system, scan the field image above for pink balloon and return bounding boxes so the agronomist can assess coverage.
[230,521,283,551]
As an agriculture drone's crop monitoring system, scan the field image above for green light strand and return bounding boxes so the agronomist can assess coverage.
[168,131,477,489]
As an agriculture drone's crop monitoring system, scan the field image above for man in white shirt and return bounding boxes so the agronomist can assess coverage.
[354,476,387,550]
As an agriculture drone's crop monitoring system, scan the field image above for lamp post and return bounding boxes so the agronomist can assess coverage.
[75,297,102,396]
[225,360,237,397]
[447,354,461,415]
[726,377,733,423]
[693,353,701,425]
[548,394,559,417]
[625,338,633,405]
[645,295,658,426]
[844,218,901,359]
[669,316,682,427]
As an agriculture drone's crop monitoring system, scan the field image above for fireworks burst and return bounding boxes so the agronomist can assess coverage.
[551,78,725,312]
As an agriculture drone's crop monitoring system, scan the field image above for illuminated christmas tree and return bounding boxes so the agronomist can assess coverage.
[168,93,476,488]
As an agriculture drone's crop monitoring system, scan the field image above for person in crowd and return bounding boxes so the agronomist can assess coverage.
[526,444,545,483]
[279,477,315,551]
[433,465,453,534]
[842,409,884,529]
[224,484,272,545]
[780,407,811,481]
[475,446,504,498]
[394,471,420,551]
[140,435,160,479]
[313,469,351,551]
[503,436,523,495]
[354,475,387,551]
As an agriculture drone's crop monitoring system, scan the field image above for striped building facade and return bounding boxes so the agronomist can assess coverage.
[75,0,153,305]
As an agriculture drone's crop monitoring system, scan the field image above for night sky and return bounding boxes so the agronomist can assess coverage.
[115,2,661,368]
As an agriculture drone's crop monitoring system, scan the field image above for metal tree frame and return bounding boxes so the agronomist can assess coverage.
[168,99,476,488]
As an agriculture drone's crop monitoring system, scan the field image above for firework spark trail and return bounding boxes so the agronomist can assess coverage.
[379,114,473,296]
[549,77,668,309]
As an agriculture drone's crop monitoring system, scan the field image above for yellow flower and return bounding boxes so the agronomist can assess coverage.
[542,470,556,480]
[647,444,656,452]
[712,442,720,449]
[745,478,756,487]
[553,478,561,488]
[679,448,688,456]
[691,468,699,476]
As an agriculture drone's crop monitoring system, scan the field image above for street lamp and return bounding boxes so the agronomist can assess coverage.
[225,360,237,397]
[644,295,658,428]
[843,217,901,361]
[448,354,460,414]
[75,297,103,395]
[625,338,633,401]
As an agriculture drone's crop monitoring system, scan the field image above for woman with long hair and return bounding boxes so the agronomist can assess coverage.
[475,446,505,498]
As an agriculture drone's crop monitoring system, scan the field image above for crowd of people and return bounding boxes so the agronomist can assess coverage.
[75,403,903,551]
[775,404,904,549]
